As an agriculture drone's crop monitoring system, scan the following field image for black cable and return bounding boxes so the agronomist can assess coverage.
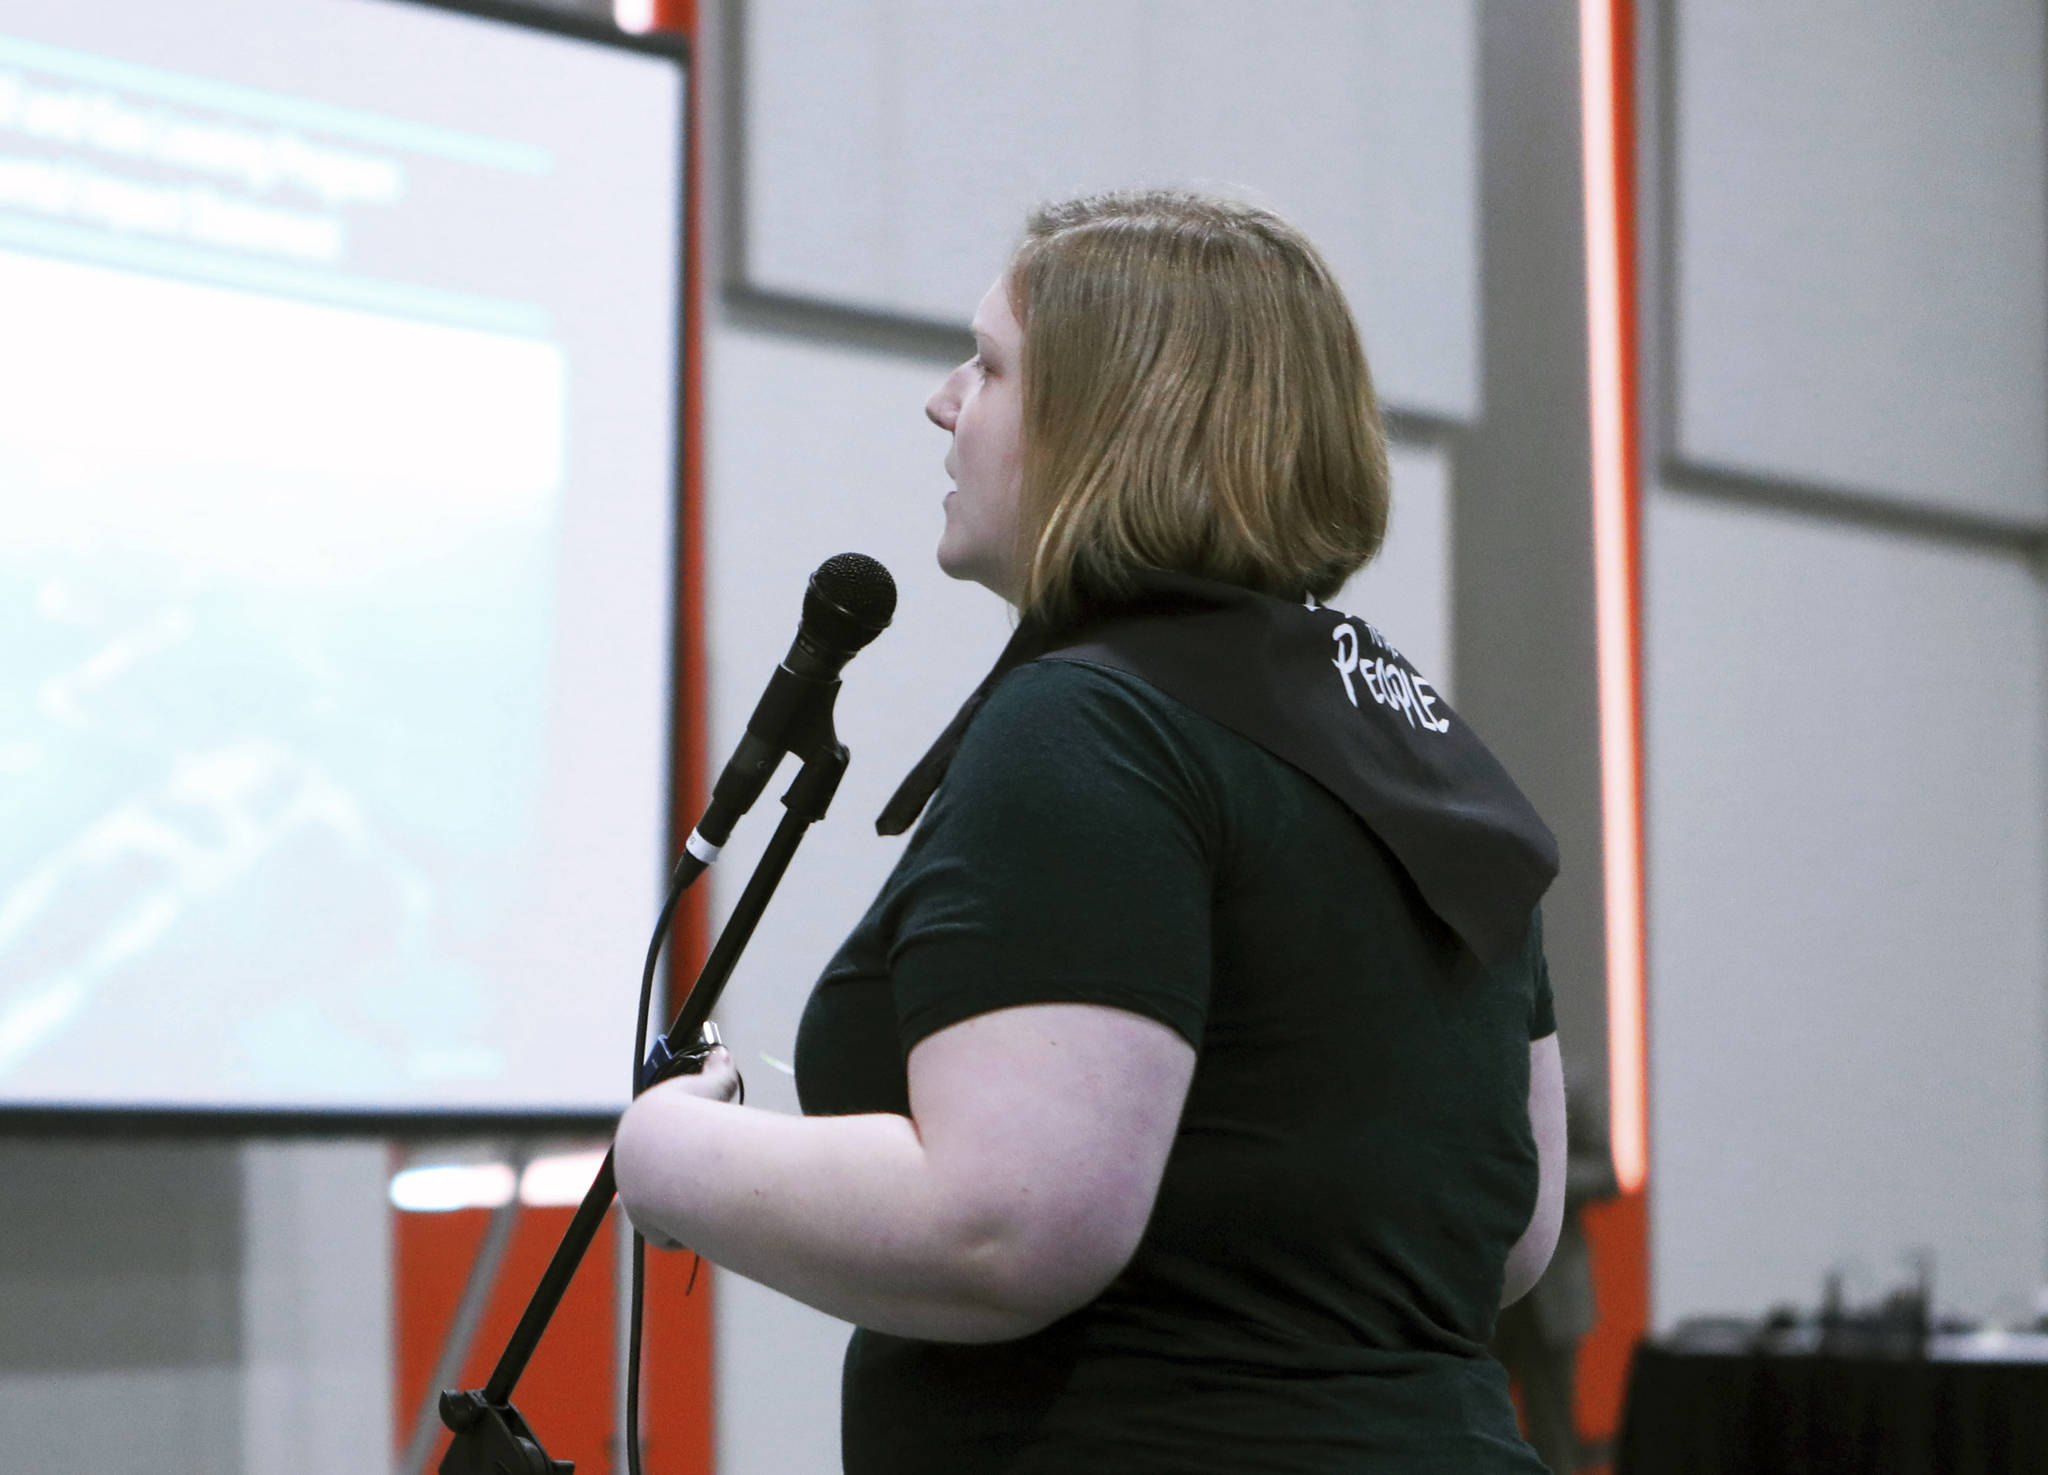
[627,1233,648,1475]
[624,1056,742,1475]
[623,846,741,1475]
[634,853,702,1090]
[625,855,690,1475]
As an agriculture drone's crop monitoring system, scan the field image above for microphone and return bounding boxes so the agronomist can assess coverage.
[781,551,899,681]
[688,553,896,860]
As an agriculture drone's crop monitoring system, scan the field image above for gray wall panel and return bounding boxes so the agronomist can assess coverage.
[0,1142,245,1473]
[741,0,1479,418]
[0,1139,393,1472]
[1643,489,2048,1328]
[1672,0,2048,523]
[1456,0,1607,1101]
[1139,4,1478,421]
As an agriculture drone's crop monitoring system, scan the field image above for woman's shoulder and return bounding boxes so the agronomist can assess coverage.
[994,649,1169,703]
[956,650,1165,727]
[964,655,1212,765]
[937,655,1221,816]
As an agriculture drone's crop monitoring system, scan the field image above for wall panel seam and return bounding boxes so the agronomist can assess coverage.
[1659,459,2048,555]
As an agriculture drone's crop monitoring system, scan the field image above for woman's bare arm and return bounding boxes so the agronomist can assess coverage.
[1500,1031,1567,1307]
[612,1001,1196,1342]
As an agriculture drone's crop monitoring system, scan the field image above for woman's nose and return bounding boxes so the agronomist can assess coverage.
[926,364,966,430]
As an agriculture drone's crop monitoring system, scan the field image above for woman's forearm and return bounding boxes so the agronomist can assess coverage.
[612,1086,1060,1342]
[615,1003,1196,1341]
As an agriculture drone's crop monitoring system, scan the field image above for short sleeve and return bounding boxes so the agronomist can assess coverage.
[1527,908,1557,1040]
[878,661,1216,1054]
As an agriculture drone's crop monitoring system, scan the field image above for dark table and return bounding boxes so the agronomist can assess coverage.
[1616,1335,2048,1475]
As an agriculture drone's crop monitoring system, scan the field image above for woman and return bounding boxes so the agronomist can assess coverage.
[615,190,1567,1473]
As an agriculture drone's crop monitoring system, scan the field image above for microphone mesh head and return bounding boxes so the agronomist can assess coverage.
[812,553,897,631]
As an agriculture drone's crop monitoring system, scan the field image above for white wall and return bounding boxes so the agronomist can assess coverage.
[239,1142,392,1473]
[1643,493,2048,1323]
[697,315,1003,1475]
[1642,0,2048,1329]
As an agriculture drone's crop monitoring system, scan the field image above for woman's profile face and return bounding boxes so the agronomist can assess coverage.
[926,277,1025,601]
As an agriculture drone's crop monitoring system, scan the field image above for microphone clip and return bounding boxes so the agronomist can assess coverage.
[696,665,844,850]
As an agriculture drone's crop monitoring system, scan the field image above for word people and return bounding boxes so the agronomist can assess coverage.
[1330,623,1449,734]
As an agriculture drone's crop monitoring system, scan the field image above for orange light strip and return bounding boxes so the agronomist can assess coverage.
[643,5,716,1473]
[1579,0,1650,1194]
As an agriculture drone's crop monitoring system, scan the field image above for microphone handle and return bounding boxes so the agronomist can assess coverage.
[693,657,843,852]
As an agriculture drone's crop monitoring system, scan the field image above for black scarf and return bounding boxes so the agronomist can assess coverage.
[878,572,1559,965]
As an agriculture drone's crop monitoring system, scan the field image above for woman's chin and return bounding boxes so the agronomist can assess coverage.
[936,532,980,580]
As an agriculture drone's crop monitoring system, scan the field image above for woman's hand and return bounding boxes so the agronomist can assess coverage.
[618,1047,742,1249]
[655,1044,742,1104]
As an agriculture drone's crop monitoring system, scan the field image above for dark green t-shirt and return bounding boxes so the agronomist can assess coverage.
[795,659,1554,1475]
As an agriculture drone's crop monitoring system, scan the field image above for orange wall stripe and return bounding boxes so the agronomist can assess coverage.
[1578,1190,1650,1444]
[1577,0,1653,1451]
[393,1205,619,1472]
[394,5,710,1471]
[1579,0,1650,1201]
[645,2,717,1472]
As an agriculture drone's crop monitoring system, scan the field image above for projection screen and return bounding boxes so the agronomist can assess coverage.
[0,0,689,1124]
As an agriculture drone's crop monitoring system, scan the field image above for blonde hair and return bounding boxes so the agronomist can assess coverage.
[1008,189,1390,628]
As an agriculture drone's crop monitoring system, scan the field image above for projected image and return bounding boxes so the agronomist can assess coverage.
[0,1,685,1115]
[0,255,566,1102]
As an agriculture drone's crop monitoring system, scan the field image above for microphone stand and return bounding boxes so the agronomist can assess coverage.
[435,735,850,1475]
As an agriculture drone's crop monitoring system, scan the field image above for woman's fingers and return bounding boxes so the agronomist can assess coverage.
[675,1044,741,1102]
